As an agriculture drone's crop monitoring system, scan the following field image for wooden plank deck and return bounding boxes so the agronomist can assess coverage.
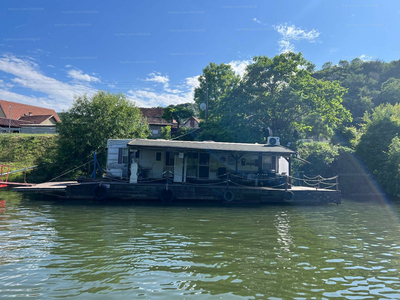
[0,182,34,188]
[13,181,77,192]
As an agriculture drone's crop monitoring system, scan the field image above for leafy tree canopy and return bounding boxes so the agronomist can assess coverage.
[208,52,351,143]
[314,58,400,123]
[45,91,150,178]
[356,103,400,176]
[162,103,197,128]
[194,62,240,121]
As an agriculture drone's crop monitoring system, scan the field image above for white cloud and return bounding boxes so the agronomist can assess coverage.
[67,69,101,82]
[145,72,169,88]
[278,40,295,53]
[127,89,193,108]
[185,75,200,90]
[0,54,96,111]
[65,64,72,68]
[47,64,55,68]
[273,23,320,53]
[253,18,261,24]
[360,54,373,61]
[128,75,200,108]
[0,79,13,89]
[228,60,251,77]
[328,48,338,54]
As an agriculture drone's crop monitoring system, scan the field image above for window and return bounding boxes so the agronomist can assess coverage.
[199,153,210,178]
[165,152,175,166]
[156,152,162,161]
[262,156,272,171]
[186,152,198,177]
[152,129,159,135]
[118,148,129,164]
[199,153,209,165]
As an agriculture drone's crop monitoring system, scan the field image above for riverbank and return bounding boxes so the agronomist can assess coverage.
[0,134,57,182]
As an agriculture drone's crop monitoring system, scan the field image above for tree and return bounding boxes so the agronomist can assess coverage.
[380,136,400,196]
[162,103,195,128]
[214,53,351,143]
[338,60,350,68]
[194,63,240,121]
[36,91,150,180]
[351,58,363,68]
[322,62,333,70]
[356,103,400,177]
[376,78,400,106]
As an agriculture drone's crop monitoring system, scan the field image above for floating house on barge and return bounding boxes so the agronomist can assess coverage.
[14,138,341,204]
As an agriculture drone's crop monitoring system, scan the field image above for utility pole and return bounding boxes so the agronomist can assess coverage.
[8,106,11,133]
[205,76,209,122]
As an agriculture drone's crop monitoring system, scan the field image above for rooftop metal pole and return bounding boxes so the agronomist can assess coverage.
[205,76,209,122]
[8,106,11,133]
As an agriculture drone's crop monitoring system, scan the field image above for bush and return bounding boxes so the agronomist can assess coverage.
[0,134,57,182]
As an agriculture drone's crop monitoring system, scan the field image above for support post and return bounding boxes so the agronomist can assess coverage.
[336,176,339,191]
[205,76,209,122]
[8,106,11,133]
[91,151,103,179]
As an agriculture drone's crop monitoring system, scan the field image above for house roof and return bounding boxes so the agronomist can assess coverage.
[140,108,176,126]
[0,117,32,128]
[0,100,61,122]
[18,115,54,124]
[127,139,295,155]
[183,116,200,124]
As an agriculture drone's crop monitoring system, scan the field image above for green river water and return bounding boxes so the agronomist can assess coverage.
[1,190,400,299]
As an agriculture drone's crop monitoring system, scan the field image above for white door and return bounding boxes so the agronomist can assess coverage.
[174,155,184,182]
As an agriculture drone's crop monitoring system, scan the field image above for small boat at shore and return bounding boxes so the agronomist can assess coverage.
[14,138,341,204]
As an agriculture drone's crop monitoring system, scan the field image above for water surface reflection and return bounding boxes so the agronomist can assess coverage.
[1,191,400,299]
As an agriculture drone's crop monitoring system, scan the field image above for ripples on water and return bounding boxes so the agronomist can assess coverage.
[1,190,400,299]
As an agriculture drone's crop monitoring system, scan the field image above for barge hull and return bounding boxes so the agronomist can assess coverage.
[14,181,341,204]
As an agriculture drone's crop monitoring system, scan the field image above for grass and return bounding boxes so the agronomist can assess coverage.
[0,134,57,182]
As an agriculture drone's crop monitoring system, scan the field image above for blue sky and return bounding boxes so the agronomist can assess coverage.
[0,0,399,112]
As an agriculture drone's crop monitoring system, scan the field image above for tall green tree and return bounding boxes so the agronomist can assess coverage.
[36,91,150,180]
[376,78,400,106]
[356,103,400,177]
[214,53,351,143]
[194,62,240,121]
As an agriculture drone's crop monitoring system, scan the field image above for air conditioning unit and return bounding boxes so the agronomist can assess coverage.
[267,137,280,146]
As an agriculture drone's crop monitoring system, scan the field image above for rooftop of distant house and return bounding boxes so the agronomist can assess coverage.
[0,100,61,122]
[140,107,177,126]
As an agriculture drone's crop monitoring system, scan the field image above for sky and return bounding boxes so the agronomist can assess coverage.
[0,0,399,112]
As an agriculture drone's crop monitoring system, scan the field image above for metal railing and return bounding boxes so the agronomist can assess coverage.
[289,174,339,191]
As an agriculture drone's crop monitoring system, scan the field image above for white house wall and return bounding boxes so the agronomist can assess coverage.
[138,149,164,179]
[278,156,289,175]
[106,139,131,178]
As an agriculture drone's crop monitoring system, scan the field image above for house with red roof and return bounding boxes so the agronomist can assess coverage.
[181,116,200,129]
[0,100,60,133]
[140,108,177,138]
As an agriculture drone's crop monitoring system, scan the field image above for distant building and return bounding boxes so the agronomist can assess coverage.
[140,108,176,138]
[0,100,60,133]
[181,116,200,129]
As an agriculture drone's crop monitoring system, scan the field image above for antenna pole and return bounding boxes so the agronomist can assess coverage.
[205,76,209,122]
[8,106,11,133]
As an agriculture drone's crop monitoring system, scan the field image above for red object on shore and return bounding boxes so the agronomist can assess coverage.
[0,200,5,208]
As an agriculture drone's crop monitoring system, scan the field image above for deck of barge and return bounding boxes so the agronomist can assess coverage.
[13,181,341,204]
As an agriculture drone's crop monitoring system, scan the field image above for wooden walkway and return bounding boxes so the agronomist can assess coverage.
[13,181,77,192]
[0,182,33,188]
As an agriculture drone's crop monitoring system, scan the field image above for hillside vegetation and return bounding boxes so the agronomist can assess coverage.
[0,134,57,182]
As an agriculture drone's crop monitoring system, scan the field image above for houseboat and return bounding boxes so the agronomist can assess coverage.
[14,138,341,204]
